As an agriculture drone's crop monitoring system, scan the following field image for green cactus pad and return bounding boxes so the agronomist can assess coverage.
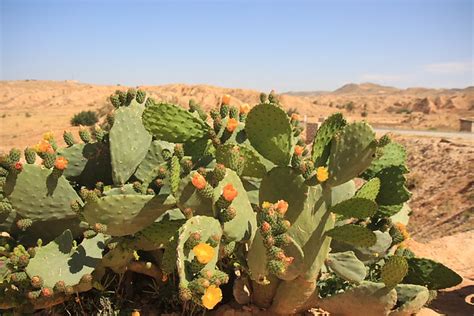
[247,231,270,283]
[364,142,407,178]
[26,230,105,289]
[390,284,429,316]
[326,251,367,283]
[403,258,462,290]
[331,197,378,219]
[381,256,408,288]
[3,164,82,238]
[270,276,317,314]
[245,103,293,166]
[376,166,411,206]
[355,178,381,201]
[317,281,398,316]
[57,142,112,188]
[176,216,222,289]
[142,102,209,143]
[134,208,186,251]
[83,193,176,236]
[134,140,174,183]
[109,101,152,184]
[326,224,377,248]
[216,144,270,178]
[170,156,181,195]
[311,113,346,166]
[327,122,377,186]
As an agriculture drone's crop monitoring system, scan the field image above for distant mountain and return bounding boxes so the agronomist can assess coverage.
[333,82,399,95]
[283,83,474,97]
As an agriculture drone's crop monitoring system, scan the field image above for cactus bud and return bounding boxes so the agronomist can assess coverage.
[27,247,36,258]
[54,280,66,293]
[80,274,93,284]
[63,131,76,147]
[41,152,55,169]
[79,127,91,143]
[157,166,167,179]
[41,287,53,298]
[260,221,271,234]
[182,207,193,219]
[145,96,155,107]
[263,236,275,248]
[181,158,193,175]
[259,92,267,103]
[267,260,285,275]
[0,201,12,215]
[18,254,29,268]
[219,206,236,222]
[16,218,33,231]
[136,89,146,104]
[110,93,122,108]
[24,147,36,164]
[229,106,239,119]
[154,179,164,188]
[213,164,226,183]
[8,148,21,164]
[126,88,137,105]
[274,233,291,246]
[179,287,192,301]
[83,229,97,239]
[106,113,115,126]
[210,108,220,120]
[26,290,41,300]
[174,144,184,159]
[133,181,143,193]
[185,232,201,250]
[93,223,107,234]
[220,104,229,118]
[70,200,81,214]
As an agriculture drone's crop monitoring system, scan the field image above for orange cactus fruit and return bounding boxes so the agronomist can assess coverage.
[291,113,300,121]
[294,145,305,156]
[222,184,238,202]
[191,172,207,190]
[275,200,289,215]
[226,118,239,132]
[222,94,231,105]
[54,156,68,170]
[239,103,251,114]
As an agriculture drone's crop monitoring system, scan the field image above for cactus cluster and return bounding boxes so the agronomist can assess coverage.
[0,89,462,314]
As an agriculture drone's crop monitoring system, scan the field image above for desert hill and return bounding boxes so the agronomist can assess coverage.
[1,80,473,154]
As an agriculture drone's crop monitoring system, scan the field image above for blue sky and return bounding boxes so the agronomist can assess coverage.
[1,0,472,91]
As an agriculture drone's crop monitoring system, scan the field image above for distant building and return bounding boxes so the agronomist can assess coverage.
[459,118,474,132]
[305,116,327,143]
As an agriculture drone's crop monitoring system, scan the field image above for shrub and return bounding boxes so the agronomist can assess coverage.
[70,111,99,126]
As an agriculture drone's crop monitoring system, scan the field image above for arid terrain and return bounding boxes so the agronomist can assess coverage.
[0,80,473,315]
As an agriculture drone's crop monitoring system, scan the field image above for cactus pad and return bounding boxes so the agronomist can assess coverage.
[245,103,293,166]
[142,102,209,143]
[381,255,408,288]
[376,166,411,206]
[327,122,377,186]
[109,102,152,184]
[83,193,175,236]
[331,197,378,219]
[326,224,376,247]
[326,251,367,283]
[403,258,462,290]
[311,113,346,166]
[26,230,104,289]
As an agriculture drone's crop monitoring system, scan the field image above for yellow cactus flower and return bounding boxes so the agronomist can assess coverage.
[395,222,410,240]
[201,285,222,309]
[193,243,215,264]
[262,201,272,209]
[316,166,329,182]
[42,131,55,141]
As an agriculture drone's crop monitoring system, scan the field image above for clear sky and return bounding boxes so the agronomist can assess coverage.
[1,0,472,91]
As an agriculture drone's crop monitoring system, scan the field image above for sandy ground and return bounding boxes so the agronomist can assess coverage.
[0,80,473,315]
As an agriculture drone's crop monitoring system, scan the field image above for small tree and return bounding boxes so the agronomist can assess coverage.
[70,111,99,126]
